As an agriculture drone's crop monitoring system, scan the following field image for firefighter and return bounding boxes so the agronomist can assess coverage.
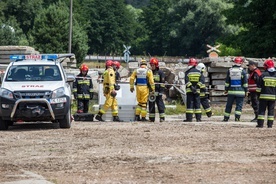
[256,59,276,128]
[148,57,166,122]
[72,64,93,113]
[113,60,121,81]
[130,59,155,121]
[247,61,262,122]
[184,58,205,122]
[223,57,248,122]
[95,60,121,122]
[112,60,121,91]
[196,63,213,117]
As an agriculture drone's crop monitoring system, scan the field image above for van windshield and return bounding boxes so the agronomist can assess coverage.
[5,65,62,82]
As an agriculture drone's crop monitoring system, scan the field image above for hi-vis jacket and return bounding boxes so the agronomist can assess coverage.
[257,70,276,100]
[225,65,248,96]
[129,65,155,91]
[152,69,165,93]
[248,68,262,92]
[185,67,205,94]
[73,73,93,99]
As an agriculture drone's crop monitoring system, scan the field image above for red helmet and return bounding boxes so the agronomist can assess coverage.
[188,58,198,66]
[106,60,113,67]
[264,59,275,69]
[113,61,120,69]
[80,64,89,72]
[150,57,159,67]
[234,57,243,65]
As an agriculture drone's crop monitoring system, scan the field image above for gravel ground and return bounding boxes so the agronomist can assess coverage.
[0,106,275,184]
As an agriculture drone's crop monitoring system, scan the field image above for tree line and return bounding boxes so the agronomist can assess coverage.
[0,0,275,64]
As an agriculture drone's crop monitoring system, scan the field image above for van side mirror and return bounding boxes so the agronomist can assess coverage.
[66,73,75,82]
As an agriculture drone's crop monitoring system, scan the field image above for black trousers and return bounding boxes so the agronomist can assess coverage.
[250,92,259,115]
[257,100,275,127]
[77,99,90,113]
[200,97,211,114]
[149,95,165,121]
[186,93,201,120]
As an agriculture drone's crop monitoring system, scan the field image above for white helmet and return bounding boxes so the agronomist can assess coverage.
[196,63,206,72]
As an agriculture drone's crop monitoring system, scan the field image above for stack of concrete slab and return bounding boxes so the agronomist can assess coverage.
[201,57,275,103]
[0,46,39,64]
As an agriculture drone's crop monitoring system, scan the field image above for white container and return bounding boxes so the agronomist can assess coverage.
[97,82,137,121]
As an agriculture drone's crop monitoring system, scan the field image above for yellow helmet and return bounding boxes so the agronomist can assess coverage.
[140,59,147,65]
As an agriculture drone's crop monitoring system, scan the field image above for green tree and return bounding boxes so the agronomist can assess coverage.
[2,0,43,36]
[223,0,276,57]
[0,17,28,46]
[86,0,136,55]
[140,0,173,56]
[125,0,150,8]
[31,1,88,63]
[167,0,231,56]
[125,5,147,55]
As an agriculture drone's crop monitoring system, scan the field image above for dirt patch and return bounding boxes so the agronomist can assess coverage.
[0,113,275,184]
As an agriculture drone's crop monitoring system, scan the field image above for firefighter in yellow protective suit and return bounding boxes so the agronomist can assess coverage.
[95,60,121,122]
[130,59,155,121]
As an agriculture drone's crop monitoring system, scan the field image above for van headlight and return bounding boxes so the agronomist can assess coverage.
[0,88,14,99]
[52,87,65,98]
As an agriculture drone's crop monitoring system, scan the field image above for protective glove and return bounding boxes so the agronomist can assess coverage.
[130,88,134,93]
[111,90,117,97]
[223,91,228,95]
[190,86,197,94]
[246,92,249,97]
[114,84,120,91]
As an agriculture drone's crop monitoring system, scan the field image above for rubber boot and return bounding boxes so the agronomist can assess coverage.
[135,115,141,121]
[206,111,212,118]
[113,116,122,122]
[267,121,273,128]
[195,114,201,122]
[222,117,229,122]
[160,117,165,122]
[184,113,193,122]
[95,112,104,122]
[235,115,240,122]
[141,117,148,122]
[256,121,264,128]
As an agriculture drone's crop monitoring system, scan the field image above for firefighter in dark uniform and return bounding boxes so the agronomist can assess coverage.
[247,61,262,122]
[148,57,166,122]
[256,59,276,128]
[223,57,248,122]
[196,63,212,117]
[184,58,205,122]
[113,61,121,81]
[72,64,93,113]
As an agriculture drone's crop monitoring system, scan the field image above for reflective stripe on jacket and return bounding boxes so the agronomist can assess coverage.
[258,70,276,100]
